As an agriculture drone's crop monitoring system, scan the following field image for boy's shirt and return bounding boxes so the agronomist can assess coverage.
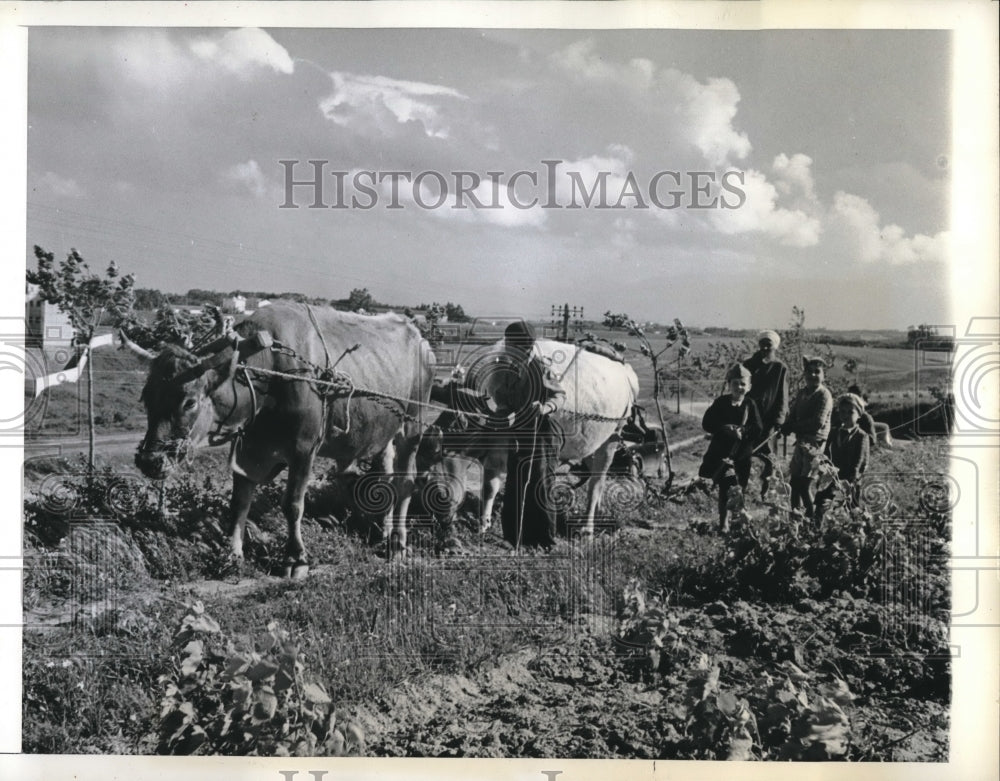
[785,385,834,446]
[825,424,870,482]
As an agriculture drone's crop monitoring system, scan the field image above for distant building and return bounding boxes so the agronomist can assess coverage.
[222,295,247,314]
[171,304,205,316]
[25,282,75,357]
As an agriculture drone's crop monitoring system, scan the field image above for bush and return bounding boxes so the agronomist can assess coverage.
[157,602,365,756]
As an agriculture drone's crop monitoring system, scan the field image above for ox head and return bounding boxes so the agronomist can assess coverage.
[414,424,473,524]
[134,343,221,479]
[120,327,230,480]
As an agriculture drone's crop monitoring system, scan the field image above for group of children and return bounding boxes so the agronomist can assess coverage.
[699,330,873,532]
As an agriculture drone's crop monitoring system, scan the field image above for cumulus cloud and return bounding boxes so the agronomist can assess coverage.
[710,164,821,247]
[829,191,949,265]
[320,72,467,139]
[189,28,294,77]
[552,147,634,206]
[224,160,271,199]
[111,30,196,89]
[772,153,817,203]
[36,172,85,198]
[550,39,751,166]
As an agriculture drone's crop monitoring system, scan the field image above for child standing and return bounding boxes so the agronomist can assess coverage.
[782,356,834,520]
[699,364,762,532]
[814,393,871,522]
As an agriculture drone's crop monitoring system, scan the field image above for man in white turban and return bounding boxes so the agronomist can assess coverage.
[742,329,789,498]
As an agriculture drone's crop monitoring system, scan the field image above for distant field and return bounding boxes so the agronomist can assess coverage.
[27,325,950,440]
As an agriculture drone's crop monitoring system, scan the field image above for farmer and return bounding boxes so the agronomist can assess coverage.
[814,392,871,523]
[494,321,566,549]
[742,329,789,498]
[782,356,834,520]
[699,363,763,533]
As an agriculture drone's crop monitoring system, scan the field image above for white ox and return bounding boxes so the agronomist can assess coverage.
[421,338,640,537]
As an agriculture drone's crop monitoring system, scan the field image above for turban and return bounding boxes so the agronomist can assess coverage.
[725,363,752,383]
[757,329,781,349]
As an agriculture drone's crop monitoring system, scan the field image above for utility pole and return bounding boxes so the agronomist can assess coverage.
[550,303,584,342]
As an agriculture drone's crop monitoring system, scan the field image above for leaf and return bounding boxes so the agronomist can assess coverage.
[224,654,249,678]
[171,724,207,755]
[245,659,280,681]
[180,640,204,677]
[187,614,221,634]
[251,690,278,723]
[817,678,855,709]
[302,682,332,705]
[717,691,739,716]
[345,722,365,749]
[228,679,253,708]
[274,667,296,693]
[727,733,754,761]
[328,729,345,756]
[257,631,278,653]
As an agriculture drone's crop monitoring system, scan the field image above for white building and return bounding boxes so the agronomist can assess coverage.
[222,295,247,314]
[25,282,75,355]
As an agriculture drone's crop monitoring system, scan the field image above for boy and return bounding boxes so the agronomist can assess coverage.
[699,363,762,533]
[814,393,871,522]
[782,356,833,520]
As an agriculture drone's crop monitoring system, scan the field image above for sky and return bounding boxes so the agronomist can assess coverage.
[25,27,953,330]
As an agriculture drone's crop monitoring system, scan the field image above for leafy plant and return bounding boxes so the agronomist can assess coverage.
[158,602,364,756]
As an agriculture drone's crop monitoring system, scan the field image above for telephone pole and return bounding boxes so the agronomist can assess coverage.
[550,303,584,342]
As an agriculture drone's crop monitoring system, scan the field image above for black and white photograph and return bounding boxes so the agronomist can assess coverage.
[2,2,997,778]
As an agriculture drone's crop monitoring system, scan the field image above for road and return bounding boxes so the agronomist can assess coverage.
[24,431,144,461]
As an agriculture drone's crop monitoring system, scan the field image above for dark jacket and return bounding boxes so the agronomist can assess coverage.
[825,425,870,482]
[699,395,763,479]
[742,352,788,434]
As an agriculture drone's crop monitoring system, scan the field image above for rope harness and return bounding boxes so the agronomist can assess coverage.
[169,319,639,459]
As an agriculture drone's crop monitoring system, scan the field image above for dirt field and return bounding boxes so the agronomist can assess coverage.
[22,427,951,759]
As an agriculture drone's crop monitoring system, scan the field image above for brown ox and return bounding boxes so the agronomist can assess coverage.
[129,303,435,576]
[423,338,640,538]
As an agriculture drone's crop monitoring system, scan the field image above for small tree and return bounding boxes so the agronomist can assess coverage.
[27,246,135,470]
[615,314,691,485]
[444,302,468,322]
[346,288,374,312]
[602,311,630,330]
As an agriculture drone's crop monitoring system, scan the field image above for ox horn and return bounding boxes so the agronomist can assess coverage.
[118,329,157,361]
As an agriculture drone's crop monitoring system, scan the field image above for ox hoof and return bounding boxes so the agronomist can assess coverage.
[284,561,310,579]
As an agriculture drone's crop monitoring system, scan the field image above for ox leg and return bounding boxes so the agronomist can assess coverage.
[480,473,504,533]
[229,473,257,564]
[582,441,617,538]
[281,453,315,579]
[377,440,408,559]
[392,434,418,556]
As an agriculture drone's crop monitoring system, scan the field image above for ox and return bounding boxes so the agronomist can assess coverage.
[423,338,640,539]
[127,303,435,576]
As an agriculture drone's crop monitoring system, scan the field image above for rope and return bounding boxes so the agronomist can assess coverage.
[306,304,333,370]
[882,401,946,434]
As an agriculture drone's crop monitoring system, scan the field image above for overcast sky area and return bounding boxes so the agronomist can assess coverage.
[26,27,951,330]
